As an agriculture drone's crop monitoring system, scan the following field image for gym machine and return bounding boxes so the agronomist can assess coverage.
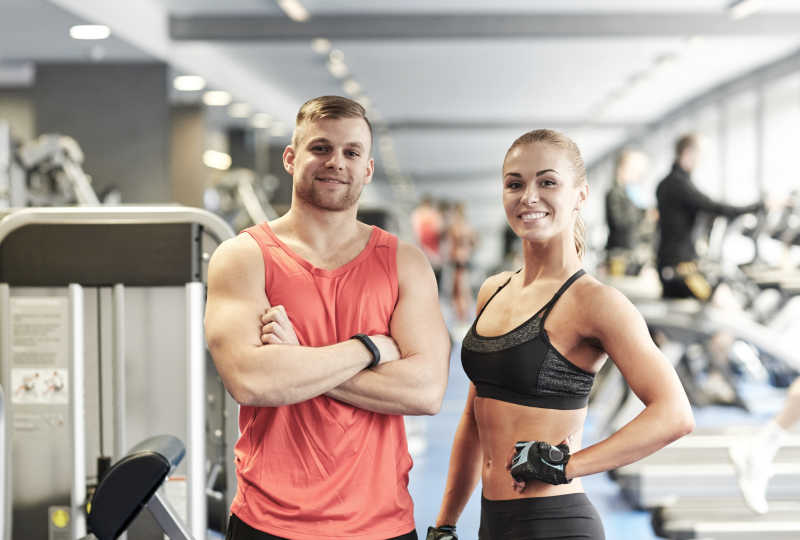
[82,435,193,540]
[0,125,100,208]
[0,206,236,539]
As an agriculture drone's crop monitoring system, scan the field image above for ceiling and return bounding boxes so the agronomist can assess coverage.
[3,0,800,213]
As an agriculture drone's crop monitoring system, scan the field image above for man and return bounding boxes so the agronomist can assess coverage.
[205,95,451,540]
[656,133,763,409]
[605,148,653,276]
[656,133,762,300]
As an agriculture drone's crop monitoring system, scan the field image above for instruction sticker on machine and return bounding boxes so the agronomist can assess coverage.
[11,368,68,404]
[10,297,69,404]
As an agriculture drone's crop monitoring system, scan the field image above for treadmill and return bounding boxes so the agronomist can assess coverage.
[653,497,800,539]
[613,428,800,509]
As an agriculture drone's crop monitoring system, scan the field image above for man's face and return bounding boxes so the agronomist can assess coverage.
[283,117,374,212]
[681,145,699,172]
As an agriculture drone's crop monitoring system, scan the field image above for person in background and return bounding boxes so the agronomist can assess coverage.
[730,376,800,514]
[605,148,653,276]
[656,133,763,301]
[656,133,765,407]
[445,201,477,322]
[412,194,445,287]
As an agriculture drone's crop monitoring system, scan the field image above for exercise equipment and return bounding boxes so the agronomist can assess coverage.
[82,435,192,540]
[0,206,235,539]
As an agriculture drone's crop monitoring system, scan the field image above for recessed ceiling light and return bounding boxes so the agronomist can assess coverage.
[203,150,232,170]
[277,0,310,22]
[329,49,345,63]
[356,95,372,110]
[311,38,331,55]
[251,113,273,129]
[229,102,252,118]
[327,60,349,79]
[342,79,361,96]
[174,75,206,92]
[270,122,287,137]
[69,25,111,40]
[728,0,765,20]
[203,90,232,106]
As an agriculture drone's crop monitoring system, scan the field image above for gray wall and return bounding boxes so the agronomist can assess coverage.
[170,104,207,208]
[0,89,35,141]
[34,63,171,203]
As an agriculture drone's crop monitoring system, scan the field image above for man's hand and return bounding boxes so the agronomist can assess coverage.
[260,307,399,365]
[260,305,299,345]
[507,440,571,490]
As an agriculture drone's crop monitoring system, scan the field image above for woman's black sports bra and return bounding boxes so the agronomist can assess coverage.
[461,269,595,410]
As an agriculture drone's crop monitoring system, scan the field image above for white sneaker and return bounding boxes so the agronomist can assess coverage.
[729,443,770,514]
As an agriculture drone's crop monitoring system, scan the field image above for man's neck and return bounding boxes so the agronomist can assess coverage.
[272,204,367,259]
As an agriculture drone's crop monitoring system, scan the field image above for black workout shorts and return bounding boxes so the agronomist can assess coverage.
[479,493,605,540]
[225,513,418,540]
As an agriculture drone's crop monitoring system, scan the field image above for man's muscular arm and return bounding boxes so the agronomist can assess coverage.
[325,242,451,415]
[205,234,398,407]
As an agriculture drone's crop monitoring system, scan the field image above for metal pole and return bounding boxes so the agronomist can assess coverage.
[111,284,126,458]
[0,283,9,540]
[186,282,206,539]
[69,284,87,539]
[146,491,193,540]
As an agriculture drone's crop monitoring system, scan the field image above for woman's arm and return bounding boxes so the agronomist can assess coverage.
[565,283,694,479]
[435,383,483,527]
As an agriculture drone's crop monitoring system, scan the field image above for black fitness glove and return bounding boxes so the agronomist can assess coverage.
[510,440,571,485]
[426,525,458,540]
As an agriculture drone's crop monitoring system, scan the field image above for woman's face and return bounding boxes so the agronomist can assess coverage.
[502,142,587,245]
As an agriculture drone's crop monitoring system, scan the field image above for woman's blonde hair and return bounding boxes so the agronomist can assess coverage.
[505,129,587,258]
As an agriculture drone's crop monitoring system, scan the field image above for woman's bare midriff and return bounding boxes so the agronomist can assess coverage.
[474,396,587,500]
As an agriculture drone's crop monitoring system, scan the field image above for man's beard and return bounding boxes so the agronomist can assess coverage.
[295,180,362,211]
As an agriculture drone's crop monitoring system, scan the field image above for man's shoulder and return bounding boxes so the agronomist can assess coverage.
[209,233,262,270]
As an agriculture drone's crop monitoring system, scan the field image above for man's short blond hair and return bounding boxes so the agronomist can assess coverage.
[292,95,373,152]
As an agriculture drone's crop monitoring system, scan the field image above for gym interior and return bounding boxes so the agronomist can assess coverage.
[2,1,800,539]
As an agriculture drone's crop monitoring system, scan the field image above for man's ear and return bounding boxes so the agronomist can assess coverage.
[283,145,296,175]
[364,158,375,185]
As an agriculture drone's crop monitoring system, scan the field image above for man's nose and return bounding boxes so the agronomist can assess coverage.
[326,151,345,169]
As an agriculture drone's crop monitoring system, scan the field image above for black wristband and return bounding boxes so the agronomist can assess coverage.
[351,333,380,368]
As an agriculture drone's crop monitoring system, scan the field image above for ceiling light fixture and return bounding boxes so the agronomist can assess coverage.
[327,60,349,79]
[728,0,766,20]
[356,95,372,110]
[203,90,232,106]
[69,25,111,40]
[311,38,332,55]
[203,150,232,170]
[342,79,361,96]
[251,113,273,129]
[270,122,288,137]
[229,103,252,118]
[173,75,206,91]
[277,0,310,22]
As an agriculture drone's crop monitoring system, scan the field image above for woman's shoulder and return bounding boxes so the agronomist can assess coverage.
[569,273,640,320]
[476,271,515,305]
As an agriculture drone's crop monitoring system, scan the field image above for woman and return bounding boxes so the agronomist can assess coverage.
[427,129,694,540]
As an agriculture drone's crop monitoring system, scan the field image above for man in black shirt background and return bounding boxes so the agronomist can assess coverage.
[656,133,763,300]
